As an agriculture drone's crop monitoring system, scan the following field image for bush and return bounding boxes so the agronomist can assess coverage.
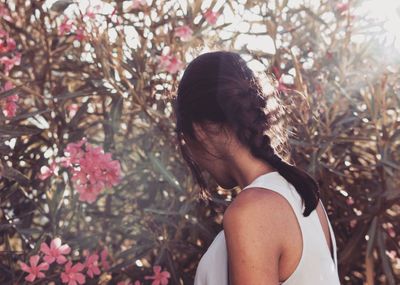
[0,0,399,284]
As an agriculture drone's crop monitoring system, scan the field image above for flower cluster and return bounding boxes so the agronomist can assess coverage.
[19,237,170,284]
[158,53,184,74]
[0,8,21,118]
[19,237,109,284]
[56,3,102,41]
[36,138,122,204]
[62,137,122,203]
[156,9,220,74]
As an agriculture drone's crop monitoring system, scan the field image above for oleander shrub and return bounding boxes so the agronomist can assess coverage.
[0,0,399,284]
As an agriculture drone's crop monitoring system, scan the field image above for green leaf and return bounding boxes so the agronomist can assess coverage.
[9,108,51,123]
[366,216,378,257]
[110,95,124,132]
[148,153,183,192]
[0,125,42,137]
[376,228,396,285]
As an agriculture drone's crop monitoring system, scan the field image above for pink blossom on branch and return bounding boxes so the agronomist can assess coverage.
[37,161,59,180]
[335,2,349,14]
[40,237,71,265]
[84,252,101,278]
[0,30,16,53]
[74,25,86,41]
[58,17,74,36]
[203,9,220,25]
[61,261,86,285]
[3,101,17,117]
[19,255,49,282]
[0,52,21,74]
[64,139,122,203]
[174,25,193,41]
[158,53,184,74]
[84,4,101,20]
[0,4,12,22]
[144,265,171,285]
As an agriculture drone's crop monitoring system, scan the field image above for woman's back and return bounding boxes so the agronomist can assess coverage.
[194,171,340,285]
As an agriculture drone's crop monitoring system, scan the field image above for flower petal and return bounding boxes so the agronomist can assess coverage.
[56,255,68,264]
[51,237,62,249]
[40,242,51,255]
[19,261,30,273]
[37,262,49,271]
[44,255,55,264]
[72,262,85,272]
[59,244,71,255]
[76,272,86,284]
[25,273,36,282]
[29,255,40,267]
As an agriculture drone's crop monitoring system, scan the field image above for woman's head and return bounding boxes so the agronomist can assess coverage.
[174,50,320,216]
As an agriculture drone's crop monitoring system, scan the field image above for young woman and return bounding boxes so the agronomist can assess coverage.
[174,51,341,285]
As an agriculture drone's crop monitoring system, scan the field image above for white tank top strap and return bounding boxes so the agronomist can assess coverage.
[242,171,305,215]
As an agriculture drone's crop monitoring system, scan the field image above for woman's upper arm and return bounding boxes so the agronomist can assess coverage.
[223,189,285,285]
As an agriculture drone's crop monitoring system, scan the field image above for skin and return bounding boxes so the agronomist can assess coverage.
[185,121,334,284]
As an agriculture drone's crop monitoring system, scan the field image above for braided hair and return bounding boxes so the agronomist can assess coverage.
[174,51,319,217]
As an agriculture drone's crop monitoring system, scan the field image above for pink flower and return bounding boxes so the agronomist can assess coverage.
[204,9,219,25]
[63,138,122,203]
[336,2,349,14]
[158,54,183,74]
[19,255,49,282]
[0,4,12,22]
[64,138,87,165]
[100,247,110,271]
[58,17,74,36]
[84,4,101,20]
[3,100,17,117]
[38,161,59,180]
[0,52,21,74]
[0,36,16,53]
[131,0,147,9]
[134,281,142,285]
[64,138,122,203]
[174,25,193,41]
[61,261,86,285]
[74,26,86,41]
[60,156,72,168]
[84,253,101,278]
[40,237,71,265]
[144,265,171,285]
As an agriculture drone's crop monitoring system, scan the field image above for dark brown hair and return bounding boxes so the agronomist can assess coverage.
[173,51,319,217]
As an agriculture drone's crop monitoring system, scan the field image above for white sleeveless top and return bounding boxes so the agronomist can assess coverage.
[194,171,341,285]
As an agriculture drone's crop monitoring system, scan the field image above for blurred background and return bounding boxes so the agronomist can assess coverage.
[0,0,399,284]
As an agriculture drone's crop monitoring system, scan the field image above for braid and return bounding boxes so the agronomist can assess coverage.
[216,83,320,217]
[175,51,321,217]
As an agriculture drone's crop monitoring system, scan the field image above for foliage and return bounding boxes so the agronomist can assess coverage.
[0,0,399,284]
